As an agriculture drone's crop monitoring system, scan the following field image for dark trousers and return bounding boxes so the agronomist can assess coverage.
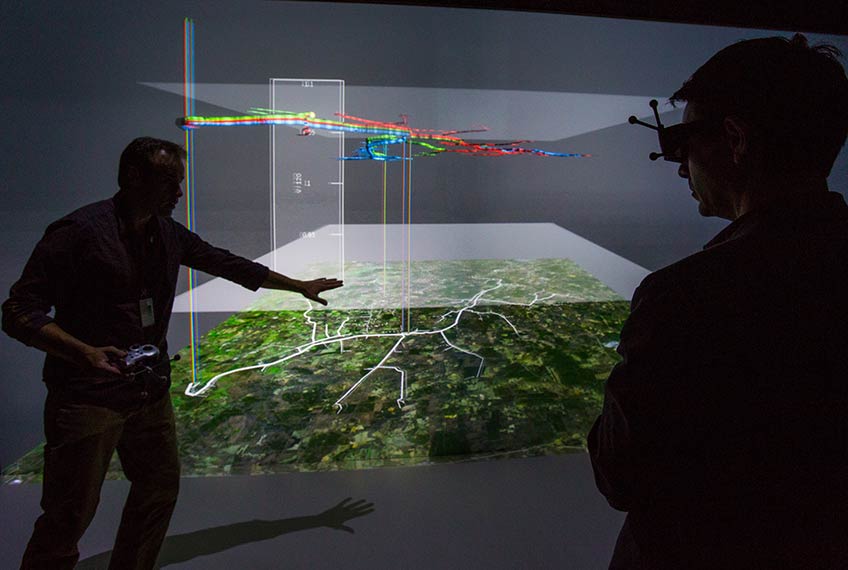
[21,390,180,570]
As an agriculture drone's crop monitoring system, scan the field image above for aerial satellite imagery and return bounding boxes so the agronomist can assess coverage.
[4,257,629,481]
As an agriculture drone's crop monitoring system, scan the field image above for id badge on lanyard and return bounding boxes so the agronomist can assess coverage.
[139,297,155,327]
[136,228,156,329]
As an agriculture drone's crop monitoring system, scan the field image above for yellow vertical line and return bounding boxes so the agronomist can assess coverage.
[183,18,199,386]
[185,129,196,383]
[382,158,387,296]
[407,141,412,330]
[400,141,405,333]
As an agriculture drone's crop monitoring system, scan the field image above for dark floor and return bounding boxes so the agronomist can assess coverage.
[1,452,623,569]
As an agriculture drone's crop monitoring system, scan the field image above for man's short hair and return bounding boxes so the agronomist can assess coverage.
[118,137,187,188]
[670,33,848,177]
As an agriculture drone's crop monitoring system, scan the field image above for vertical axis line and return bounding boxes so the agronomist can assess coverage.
[190,19,194,116]
[190,19,198,384]
[182,22,187,118]
[382,155,387,296]
[337,81,341,278]
[270,80,278,272]
[189,128,199,382]
[340,80,345,282]
[183,18,199,384]
[407,140,412,331]
[400,138,407,332]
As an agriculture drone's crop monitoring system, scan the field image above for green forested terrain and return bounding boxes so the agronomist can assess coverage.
[3,259,628,483]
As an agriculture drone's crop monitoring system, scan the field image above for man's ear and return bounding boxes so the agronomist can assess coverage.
[123,164,143,188]
[723,115,750,166]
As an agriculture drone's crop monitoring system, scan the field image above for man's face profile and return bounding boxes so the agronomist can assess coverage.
[127,150,185,218]
[150,161,185,218]
[677,102,737,220]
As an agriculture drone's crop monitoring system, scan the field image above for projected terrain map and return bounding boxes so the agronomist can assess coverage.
[6,258,630,481]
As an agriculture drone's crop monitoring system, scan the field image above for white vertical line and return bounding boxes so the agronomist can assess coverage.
[407,143,412,330]
[340,80,345,282]
[270,79,278,271]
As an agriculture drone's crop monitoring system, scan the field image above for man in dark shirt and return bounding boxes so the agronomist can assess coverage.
[2,137,343,570]
[588,35,848,568]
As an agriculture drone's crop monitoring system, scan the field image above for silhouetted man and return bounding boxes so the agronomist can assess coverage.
[589,34,848,569]
[2,137,342,570]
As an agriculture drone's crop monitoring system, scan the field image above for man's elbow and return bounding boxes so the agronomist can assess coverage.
[588,425,639,511]
[600,486,636,512]
[1,299,18,339]
[589,455,638,512]
[1,312,28,345]
[1,300,51,347]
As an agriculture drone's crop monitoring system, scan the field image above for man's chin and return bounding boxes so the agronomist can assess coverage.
[691,191,712,217]
[697,202,723,218]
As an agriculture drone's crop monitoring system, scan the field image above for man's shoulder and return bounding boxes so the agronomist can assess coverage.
[630,237,762,325]
[636,217,848,321]
[154,214,190,240]
[44,198,115,237]
[637,242,734,299]
[55,197,114,224]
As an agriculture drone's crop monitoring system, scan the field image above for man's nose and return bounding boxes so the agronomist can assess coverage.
[678,162,689,179]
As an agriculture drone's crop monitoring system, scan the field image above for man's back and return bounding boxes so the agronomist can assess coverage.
[589,191,848,568]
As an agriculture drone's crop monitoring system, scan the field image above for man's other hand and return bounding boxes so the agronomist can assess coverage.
[300,277,343,306]
[80,346,127,375]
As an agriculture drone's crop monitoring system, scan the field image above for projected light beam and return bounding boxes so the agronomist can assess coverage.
[178,109,590,160]
[183,17,201,382]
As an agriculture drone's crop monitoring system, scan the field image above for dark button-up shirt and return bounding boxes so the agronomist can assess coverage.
[2,192,269,406]
[588,191,848,568]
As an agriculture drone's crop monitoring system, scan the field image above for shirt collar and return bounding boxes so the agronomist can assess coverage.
[703,190,848,249]
[112,190,158,237]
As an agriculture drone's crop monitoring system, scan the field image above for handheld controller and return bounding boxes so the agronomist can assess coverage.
[124,344,160,369]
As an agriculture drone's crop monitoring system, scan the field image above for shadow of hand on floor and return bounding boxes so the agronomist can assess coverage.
[75,497,376,569]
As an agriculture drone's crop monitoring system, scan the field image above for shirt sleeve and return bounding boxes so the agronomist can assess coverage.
[1,219,81,346]
[175,222,270,291]
[587,274,693,512]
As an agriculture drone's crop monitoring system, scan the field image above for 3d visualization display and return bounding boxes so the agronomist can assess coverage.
[5,11,666,482]
[179,108,591,159]
[166,257,631,476]
[168,17,637,476]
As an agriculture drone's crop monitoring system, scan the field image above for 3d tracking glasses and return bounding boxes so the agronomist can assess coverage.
[628,99,713,164]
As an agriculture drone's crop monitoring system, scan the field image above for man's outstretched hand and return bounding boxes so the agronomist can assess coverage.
[316,498,375,533]
[299,277,343,306]
[261,271,343,305]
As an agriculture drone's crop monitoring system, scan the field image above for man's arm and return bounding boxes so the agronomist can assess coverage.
[28,323,125,375]
[2,219,126,375]
[1,220,74,346]
[177,224,269,291]
[176,222,342,303]
[587,276,692,511]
